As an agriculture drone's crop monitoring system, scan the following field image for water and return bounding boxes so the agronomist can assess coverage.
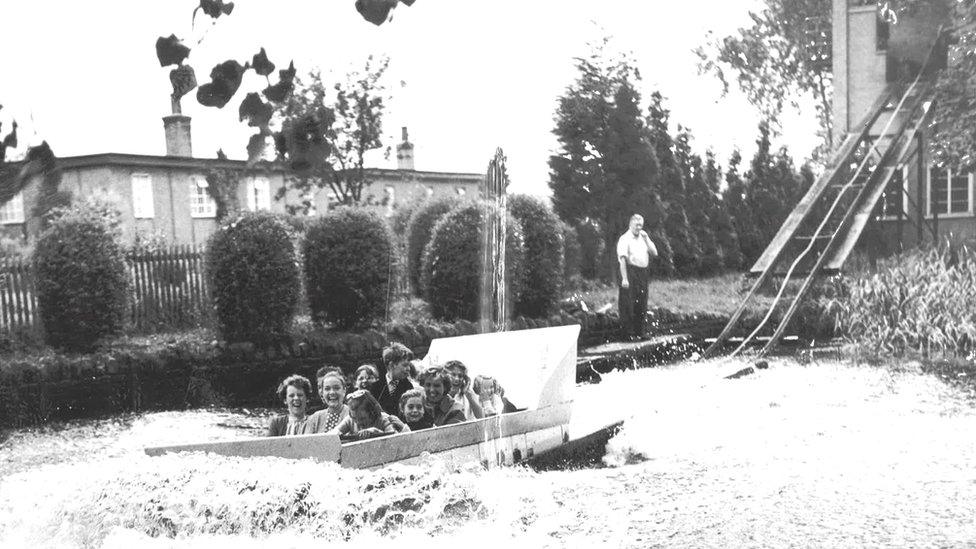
[3,358,976,548]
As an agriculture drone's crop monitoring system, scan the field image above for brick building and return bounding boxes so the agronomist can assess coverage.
[0,117,481,246]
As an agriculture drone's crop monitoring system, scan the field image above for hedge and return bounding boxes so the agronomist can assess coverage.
[32,206,128,352]
[421,201,527,322]
[405,195,461,296]
[205,212,301,345]
[303,207,395,330]
[508,194,565,318]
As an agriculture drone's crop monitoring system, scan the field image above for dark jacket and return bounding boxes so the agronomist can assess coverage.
[429,397,466,427]
[369,377,416,416]
[403,410,435,432]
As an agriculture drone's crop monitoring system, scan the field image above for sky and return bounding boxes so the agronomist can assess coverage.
[0,0,822,197]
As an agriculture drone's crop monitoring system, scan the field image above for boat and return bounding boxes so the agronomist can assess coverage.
[145,324,619,469]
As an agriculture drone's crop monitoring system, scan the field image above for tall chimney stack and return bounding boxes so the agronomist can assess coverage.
[163,114,193,157]
[396,126,414,170]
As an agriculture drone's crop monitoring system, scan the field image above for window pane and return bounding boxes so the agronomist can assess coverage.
[881,171,904,217]
[950,174,969,214]
[0,191,25,224]
[189,178,216,218]
[131,174,154,219]
[931,169,948,215]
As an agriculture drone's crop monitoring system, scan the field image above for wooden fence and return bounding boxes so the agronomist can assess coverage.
[1,246,211,336]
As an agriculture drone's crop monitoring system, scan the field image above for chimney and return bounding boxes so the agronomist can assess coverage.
[396,126,414,170]
[163,114,193,157]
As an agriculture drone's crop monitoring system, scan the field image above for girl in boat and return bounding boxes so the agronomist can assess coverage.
[331,390,400,440]
[304,368,349,433]
[266,374,313,437]
[421,367,466,427]
[443,360,484,420]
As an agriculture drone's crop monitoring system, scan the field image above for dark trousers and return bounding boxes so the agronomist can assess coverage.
[618,264,648,336]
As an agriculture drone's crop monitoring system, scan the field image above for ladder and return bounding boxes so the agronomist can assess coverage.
[702,41,941,360]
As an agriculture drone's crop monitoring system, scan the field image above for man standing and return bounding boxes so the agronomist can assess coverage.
[617,214,658,340]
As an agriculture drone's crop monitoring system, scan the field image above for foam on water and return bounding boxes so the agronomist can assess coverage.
[4,358,976,548]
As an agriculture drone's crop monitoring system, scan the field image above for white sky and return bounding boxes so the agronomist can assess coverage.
[0,0,821,197]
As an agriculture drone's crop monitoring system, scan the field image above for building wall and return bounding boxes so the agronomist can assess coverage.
[833,1,888,136]
[1,159,482,246]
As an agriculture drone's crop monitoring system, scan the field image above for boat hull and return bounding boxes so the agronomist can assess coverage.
[144,401,572,469]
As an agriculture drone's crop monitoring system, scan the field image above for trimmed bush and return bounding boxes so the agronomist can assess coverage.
[421,201,526,322]
[406,195,461,296]
[576,220,605,280]
[560,221,582,284]
[303,207,395,329]
[33,206,128,352]
[206,212,300,344]
[509,194,564,318]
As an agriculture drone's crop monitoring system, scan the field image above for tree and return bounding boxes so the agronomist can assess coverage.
[272,56,391,210]
[549,42,667,280]
[155,1,413,168]
[704,150,744,270]
[724,149,762,268]
[695,0,833,152]
[646,98,700,276]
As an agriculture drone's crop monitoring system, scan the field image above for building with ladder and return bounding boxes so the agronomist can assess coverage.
[705,0,956,359]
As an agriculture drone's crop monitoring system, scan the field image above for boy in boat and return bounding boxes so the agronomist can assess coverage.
[421,367,466,426]
[397,388,434,431]
[352,363,379,391]
[369,342,417,416]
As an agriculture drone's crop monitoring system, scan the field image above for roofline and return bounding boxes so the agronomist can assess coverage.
[50,153,483,181]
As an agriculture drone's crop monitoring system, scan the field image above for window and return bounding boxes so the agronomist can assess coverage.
[879,167,908,220]
[385,186,396,215]
[131,174,154,219]
[190,177,217,218]
[0,191,24,224]
[247,178,271,211]
[928,168,972,217]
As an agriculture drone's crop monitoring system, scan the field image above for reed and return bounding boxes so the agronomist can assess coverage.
[829,244,976,358]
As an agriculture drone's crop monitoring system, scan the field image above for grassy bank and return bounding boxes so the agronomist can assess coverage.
[569,273,774,318]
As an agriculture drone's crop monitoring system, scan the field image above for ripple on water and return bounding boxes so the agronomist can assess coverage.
[3,358,976,548]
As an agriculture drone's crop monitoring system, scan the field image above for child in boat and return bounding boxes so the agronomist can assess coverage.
[397,388,433,431]
[331,390,399,440]
[472,375,506,416]
[353,364,379,391]
[304,369,349,433]
[368,342,417,416]
[443,360,484,420]
[266,374,312,437]
[421,367,466,426]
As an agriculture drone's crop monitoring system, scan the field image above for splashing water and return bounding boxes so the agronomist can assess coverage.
[4,358,976,547]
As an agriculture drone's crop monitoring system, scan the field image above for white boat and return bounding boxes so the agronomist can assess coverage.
[146,324,615,469]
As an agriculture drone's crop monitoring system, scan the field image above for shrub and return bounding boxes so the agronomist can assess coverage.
[205,212,301,344]
[421,201,526,322]
[829,244,976,357]
[508,194,564,318]
[649,228,676,278]
[576,220,605,280]
[560,221,582,285]
[33,206,128,352]
[406,195,461,296]
[303,207,395,329]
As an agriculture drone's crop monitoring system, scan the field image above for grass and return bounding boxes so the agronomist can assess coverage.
[568,272,772,318]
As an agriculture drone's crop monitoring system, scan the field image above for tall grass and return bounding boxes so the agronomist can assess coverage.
[830,245,976,357]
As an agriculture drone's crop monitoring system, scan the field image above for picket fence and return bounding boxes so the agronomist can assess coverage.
[0,246,211,335]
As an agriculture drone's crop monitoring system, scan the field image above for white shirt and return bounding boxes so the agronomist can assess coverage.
[617,231,654,268]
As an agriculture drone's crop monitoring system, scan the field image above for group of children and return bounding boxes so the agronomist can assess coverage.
[266,342,512,440]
